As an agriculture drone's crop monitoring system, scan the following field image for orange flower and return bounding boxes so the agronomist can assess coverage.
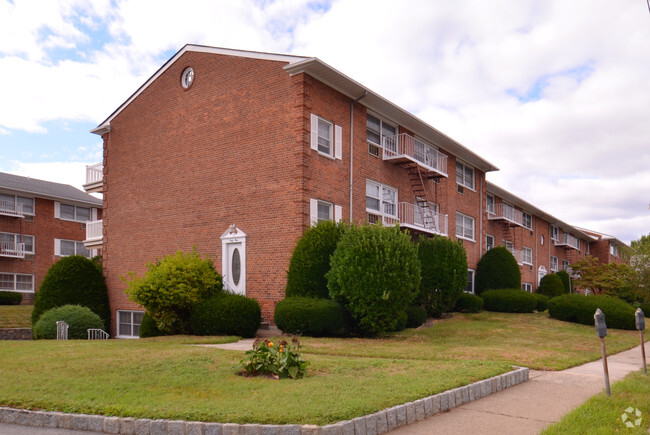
[268,342,273,347]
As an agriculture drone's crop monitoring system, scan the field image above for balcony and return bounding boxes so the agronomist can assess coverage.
[506,246,523,265]
[0,201,24,218]
[556,233,580,250]
[0,241,26,258]
[487,204,525,227]
[84,220,103,249]
[367,203,448,236]
[382,134,448,178]
[83,163,103,193]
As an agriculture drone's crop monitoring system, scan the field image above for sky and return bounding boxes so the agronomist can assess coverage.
[0,0,648,244]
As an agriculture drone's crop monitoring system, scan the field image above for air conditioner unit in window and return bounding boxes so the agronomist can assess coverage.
[81,223,87,230]
[457,185,464,194]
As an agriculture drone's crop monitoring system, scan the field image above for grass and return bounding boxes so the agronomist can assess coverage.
[0,311,647,425]
[542,371,650,434]
[0,305,33,327]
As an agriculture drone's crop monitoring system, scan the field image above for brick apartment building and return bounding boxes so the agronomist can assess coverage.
[86,45,626,337]
[0,172,102,303]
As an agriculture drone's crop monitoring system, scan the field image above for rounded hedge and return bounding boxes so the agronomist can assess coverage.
[32,255,110,331]
[405,305,427,328]
[0,291,22,305]
[475,247,521,295]
[33,305,104,339]
[481,289,538,313]
[532,293,549,312]
[190,293,261,338]
[555,270,572,293]
[273,297,346,336]
[285,221,345,299]
[391,311,408,332]
[139,312,166,338]
[537,274,565,298]
[548,294,636,330]
[454,292,483,313]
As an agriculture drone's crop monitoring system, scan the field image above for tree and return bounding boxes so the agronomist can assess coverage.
[417,236,468,317]
[570,255,639,302]
[123,247,222,334]
[475,247,521,295]
[630,233,650,302]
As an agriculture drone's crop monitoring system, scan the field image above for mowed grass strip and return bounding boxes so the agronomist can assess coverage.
[541,371,650,434]
[0,305,33,328]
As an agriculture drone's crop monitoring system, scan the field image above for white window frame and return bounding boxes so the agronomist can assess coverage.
[54,202,92,223]
[550,225,559,242]
[522,283,533,292]
[0,193,35,215]
[310,114,342,160]
[465,269,475,294]
[486,194,495,214]
[522,246,533,265]
[55,238,91,258]
[456,161,475,190]
[366,180,398,220]
[550,256,559,272]
[0,273,34,292]
[309,199,342,226]
[562,260,570,271]
[366,113,397,157]
[609,244,619,257]
[522,212,533,230]
[0,232,35,254]
[455,212,475,242]
[116,310,144,339]
[486,234,495,251]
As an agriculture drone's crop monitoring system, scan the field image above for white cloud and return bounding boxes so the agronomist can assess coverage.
[5,160,91,192]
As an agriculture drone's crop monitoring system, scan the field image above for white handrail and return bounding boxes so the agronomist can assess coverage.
[398,202,449,236]
[488,204,525,227]
[85,220,103,241]
[85,163,103,184]
[87,329,110,340]
[0,241,26,258]
[382,133,448,175]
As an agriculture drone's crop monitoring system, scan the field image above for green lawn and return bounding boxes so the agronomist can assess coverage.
[0,311,647,425]
[0,305,32,328]
[542,371,650,434]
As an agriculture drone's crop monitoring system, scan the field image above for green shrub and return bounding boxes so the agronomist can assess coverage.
[390,311,408,332]
[32,255,110,331]
[482,289,538,313]
[537,274,565,298]
[405,305,427,328]
[285,221,346,299]
[475,247,521,295]
[240,338,309,379]
[273,297,346,337]
[139,312,166,338]
[33,305,104,339]
[548,294,636,330]
[0,291,22,305]
[190,293,261,338]
[417,236,468,317]
[555,270,572,293]
[454,292,483,313]
[124,247,222,334]
[640,302,650,317]
[327,224,421,336]
[532,293,549,312]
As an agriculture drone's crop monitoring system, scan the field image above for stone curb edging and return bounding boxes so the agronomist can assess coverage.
[0,366,529,435]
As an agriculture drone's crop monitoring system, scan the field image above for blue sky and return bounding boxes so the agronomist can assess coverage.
[0,0,648,243]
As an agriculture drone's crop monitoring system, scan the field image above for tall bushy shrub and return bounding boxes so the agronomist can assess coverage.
[285,221,345,299]
[190,293,261,338]
[32,255,110,331]
[548,294,636,330]
[0,291,22,305]
[417,236,468,317]
[33,305,104,339]
[475,247,521,295]
[273,297,346,336]
[537,274,565,298]
[555,270,572,294]
[327,224,421,336]
[454,292,483,313]
[124,247,222,334]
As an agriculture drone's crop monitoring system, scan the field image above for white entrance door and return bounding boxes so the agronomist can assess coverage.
[221,225,247,295]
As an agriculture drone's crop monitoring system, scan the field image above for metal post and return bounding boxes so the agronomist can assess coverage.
[600,337,611,396]
[594,308,610,396]
[636,308,646,375]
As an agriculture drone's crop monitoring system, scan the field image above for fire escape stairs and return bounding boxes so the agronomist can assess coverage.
[405,163,437,230]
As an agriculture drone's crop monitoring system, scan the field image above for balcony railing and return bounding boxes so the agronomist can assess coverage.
[0,241,26,258]
[84,220,103,248]
[556,233,580,250]
[506,246,523,265]
[399,202,448,236]
[487,204,525,227]
[83,163,103,193]
[383,134,448,177]
[0,201,24,218]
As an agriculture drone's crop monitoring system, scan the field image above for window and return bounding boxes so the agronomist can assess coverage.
[310,114,341,159]
[317,201,332,223]
[366,114,396,157]
[522,212,533,230]
[522,247,533,265]
[366,180,397,218]
[486,234,495,251]
[117,310,144,338]
[317,118,333,155]
[486,194,495,214]
[550,256,559,272]
[522,283,533,292]
[550,225,559,242]
[55,239,91,258]
[562,260,570,271]
[465,270,475,293]
[455,212,475,241]
[0,232,34,254]
[56,203,91,222]
[609,244,619,257]
[0,273,34,292]
[456,161,474,190]
[309,199,341,226]
[0,193,34,215]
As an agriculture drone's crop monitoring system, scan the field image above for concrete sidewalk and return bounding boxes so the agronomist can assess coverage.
[387,344,649,434]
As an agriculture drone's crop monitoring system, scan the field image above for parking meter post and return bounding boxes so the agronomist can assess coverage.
[594,308,611,396]
[636,308,646,375]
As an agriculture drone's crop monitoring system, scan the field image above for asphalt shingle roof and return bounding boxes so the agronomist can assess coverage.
[0,172,102,207]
